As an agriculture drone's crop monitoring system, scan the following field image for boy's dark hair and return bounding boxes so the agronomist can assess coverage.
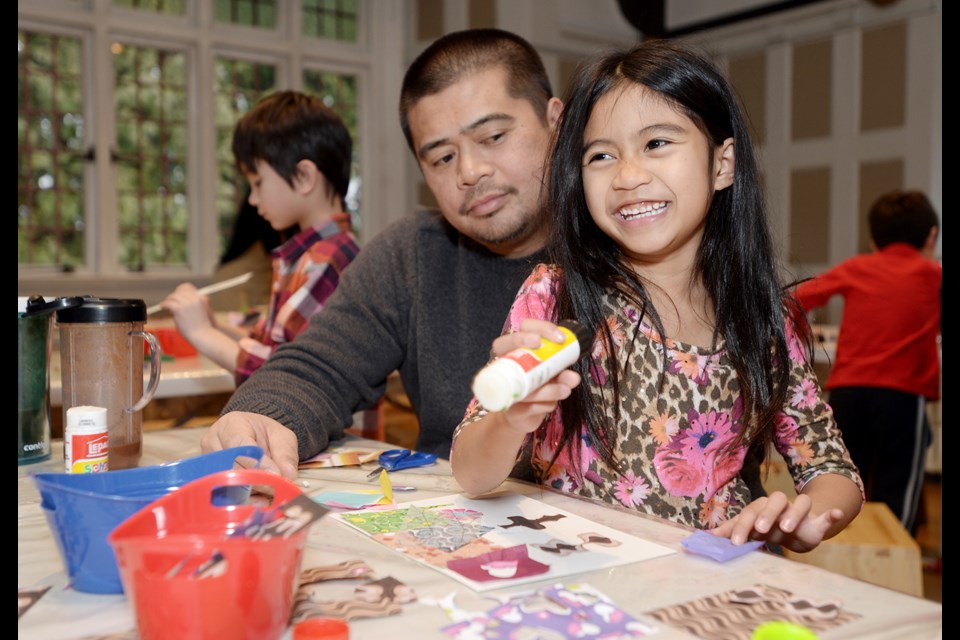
[546,39,795,475]
[232,90,352,207]
[399,28,553,154]
[868,190,939,250]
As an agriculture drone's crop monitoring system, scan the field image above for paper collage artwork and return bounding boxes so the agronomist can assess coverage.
[332,492,675,592]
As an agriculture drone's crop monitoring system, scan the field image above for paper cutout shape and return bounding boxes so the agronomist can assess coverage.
[294,593,402,621]
[480,560,518,578]
[499,513,566,529]
[293,563,416,623]
[18,586,50,619]
[313,490,385,509]
[299,559,374,586]
[447,544,549,582]
[311,470,394,510]
[644,583,861,640]
[338,504,492,551]
[378,533,500,568]
[681,529,764,562]
[355,577,417,605]
[249,494,329,540]
[299,447,381,468]
[538,532,624,555]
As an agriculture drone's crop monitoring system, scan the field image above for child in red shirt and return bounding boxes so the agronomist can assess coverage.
[795,190,941,533]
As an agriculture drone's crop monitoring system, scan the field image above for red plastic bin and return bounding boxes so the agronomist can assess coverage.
[108,469,307,640]
[146,327,198,358]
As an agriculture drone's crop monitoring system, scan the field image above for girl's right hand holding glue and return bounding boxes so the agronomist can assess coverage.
[476,319,585,434]
[454,319,585,496]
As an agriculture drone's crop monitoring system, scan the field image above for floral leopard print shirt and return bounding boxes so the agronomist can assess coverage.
[454,264,863,529]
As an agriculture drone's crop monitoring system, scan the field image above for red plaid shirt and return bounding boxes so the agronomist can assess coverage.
[235,219,359,384]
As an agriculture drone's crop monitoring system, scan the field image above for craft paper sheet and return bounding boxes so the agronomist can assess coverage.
[644,583,861,639]
[332,492,675,592]
[439,582,659,638]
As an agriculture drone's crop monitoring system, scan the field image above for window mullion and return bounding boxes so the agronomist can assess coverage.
[194,6,217,275]
[93,10,120,275]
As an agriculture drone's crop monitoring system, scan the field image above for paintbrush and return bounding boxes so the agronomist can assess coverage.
[146,271,254,315]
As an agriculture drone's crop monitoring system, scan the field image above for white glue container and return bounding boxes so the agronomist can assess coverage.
[472,320,593,412]
[65,405,110,473]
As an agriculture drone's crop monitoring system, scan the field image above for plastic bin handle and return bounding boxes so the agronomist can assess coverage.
[218,445,264,467]
[171,469,302,514]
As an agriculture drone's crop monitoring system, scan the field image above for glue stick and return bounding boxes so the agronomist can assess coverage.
[65,405,109,473]
[472,320,593,412]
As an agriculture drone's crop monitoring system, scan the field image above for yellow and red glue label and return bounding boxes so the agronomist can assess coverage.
[65,405,109,473]
[508,326,576,372]
[472,322,586,412]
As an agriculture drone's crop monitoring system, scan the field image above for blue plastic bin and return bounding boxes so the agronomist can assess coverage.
[32,445,262,594]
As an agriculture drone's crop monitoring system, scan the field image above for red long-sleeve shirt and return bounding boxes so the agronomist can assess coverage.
[794,243,941,400]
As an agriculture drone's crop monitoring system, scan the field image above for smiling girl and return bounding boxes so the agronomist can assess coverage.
[451,40,863,553]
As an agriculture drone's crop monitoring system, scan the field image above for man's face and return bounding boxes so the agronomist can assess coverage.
[408,66,560,258]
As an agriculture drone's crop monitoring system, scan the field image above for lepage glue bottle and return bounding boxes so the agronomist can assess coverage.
[472,320,593,412]
[65,405,109,473]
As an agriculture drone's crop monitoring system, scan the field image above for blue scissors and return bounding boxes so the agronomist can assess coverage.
[366,449,437,479]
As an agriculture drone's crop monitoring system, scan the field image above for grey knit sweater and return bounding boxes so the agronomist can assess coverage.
[222,209,547,460]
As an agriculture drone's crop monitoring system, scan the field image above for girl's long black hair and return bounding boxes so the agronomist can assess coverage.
[545,39,809,476]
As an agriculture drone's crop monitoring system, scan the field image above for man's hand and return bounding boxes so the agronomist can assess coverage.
[201,411,299,480]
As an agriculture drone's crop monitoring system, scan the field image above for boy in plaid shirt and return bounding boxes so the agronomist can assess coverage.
[161,91,359,385]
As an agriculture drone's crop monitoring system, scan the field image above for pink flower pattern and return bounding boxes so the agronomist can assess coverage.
[668,350,718,386]
[654,408,744,500]
[790,378,818,410]
[614,470,652,507]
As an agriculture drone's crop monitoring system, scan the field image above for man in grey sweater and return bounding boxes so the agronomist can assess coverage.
[201,29,563,479]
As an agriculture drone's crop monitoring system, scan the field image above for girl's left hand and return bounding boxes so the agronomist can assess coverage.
[710,491,845,553]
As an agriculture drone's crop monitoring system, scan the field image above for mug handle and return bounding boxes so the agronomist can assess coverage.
[128,330,161,413]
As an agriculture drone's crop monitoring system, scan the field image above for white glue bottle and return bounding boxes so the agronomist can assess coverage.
[65,405,110,473]
[472,320,593,412]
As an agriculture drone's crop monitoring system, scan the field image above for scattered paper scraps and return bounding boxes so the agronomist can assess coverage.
[299,559,374,586]
[18,586,50,619]
[235,494,329,540]
[312,470,395,509]
[313,490,389,510]
[299,447,381,469]
[332,493,675,592]
[436,582,658,639]
[293,561,417,623]
[643,583,860,640]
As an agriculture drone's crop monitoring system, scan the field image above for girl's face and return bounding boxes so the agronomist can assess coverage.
[581,83,734,275]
